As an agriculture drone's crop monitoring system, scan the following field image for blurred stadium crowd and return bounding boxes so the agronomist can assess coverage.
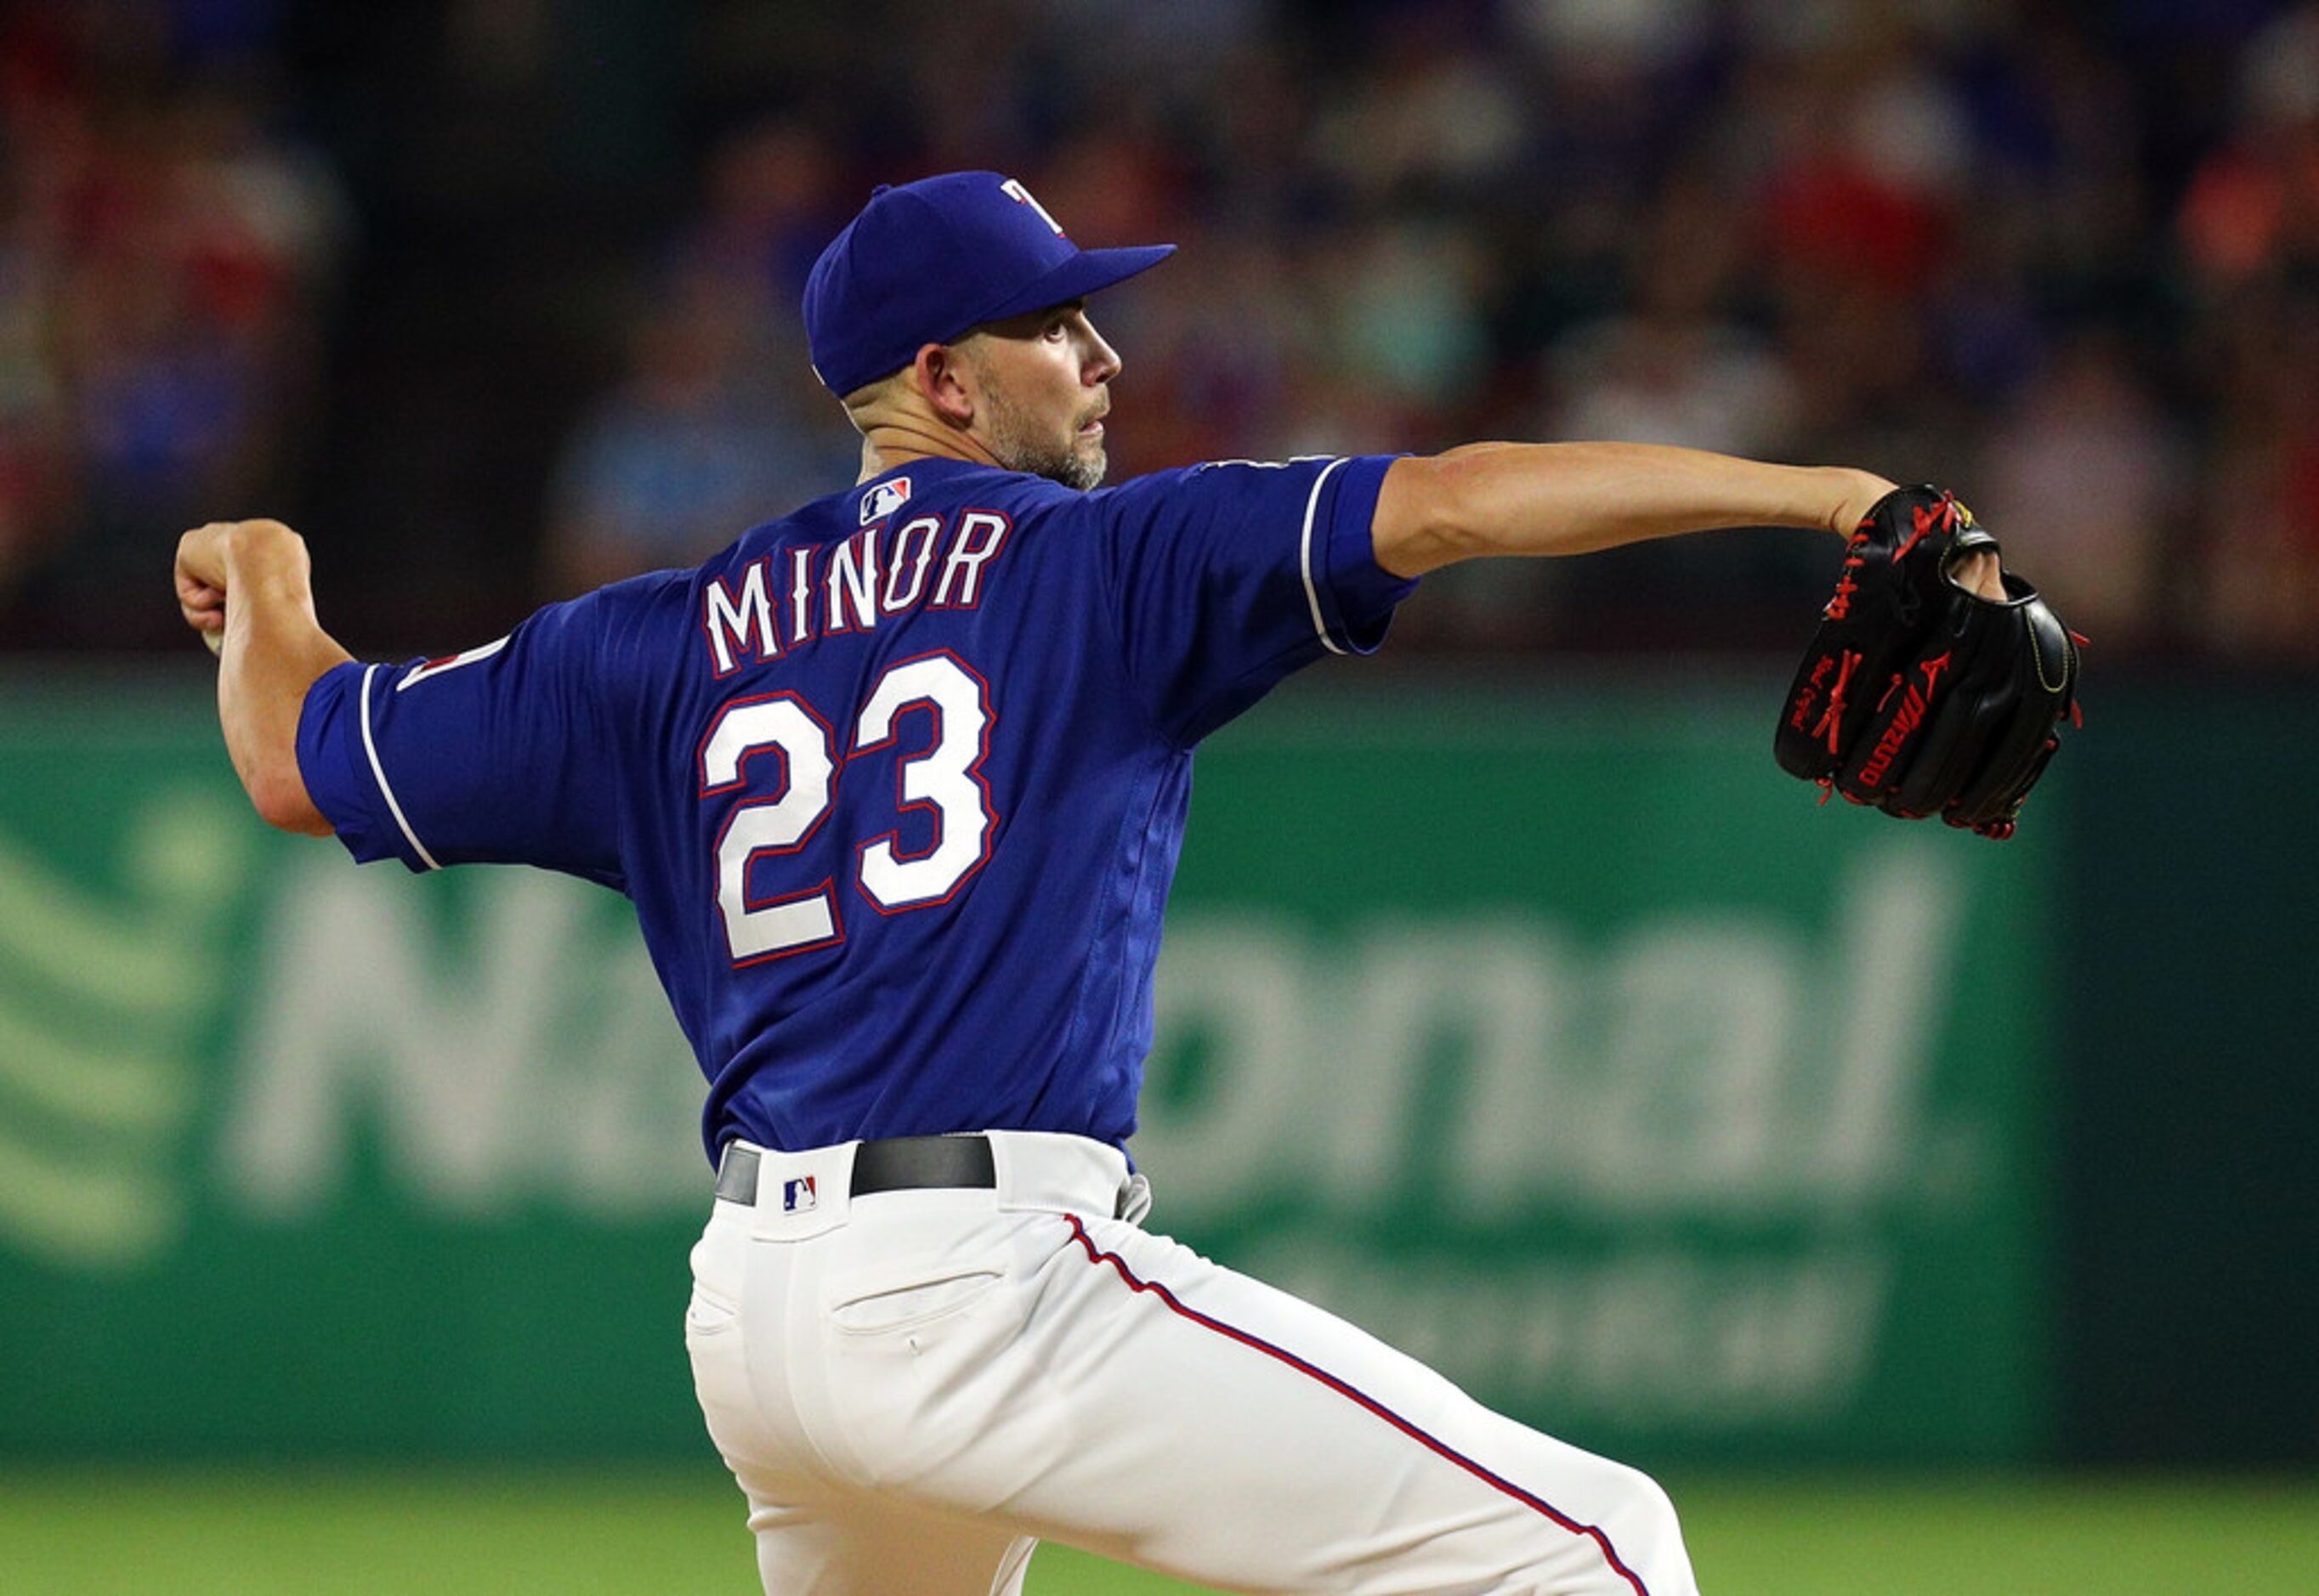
[3,0,2317,660]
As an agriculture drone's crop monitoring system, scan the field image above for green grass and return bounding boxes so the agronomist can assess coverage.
[2,1467,2315,1593]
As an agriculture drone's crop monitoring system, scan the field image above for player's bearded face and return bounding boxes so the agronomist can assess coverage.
[983,379,1107,491]
[962,309,1116,491]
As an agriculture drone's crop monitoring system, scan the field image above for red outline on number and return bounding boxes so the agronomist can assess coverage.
[700,692,845,965]
[846,649,1001,916]
[856,699,947,868]
[698,691,805,798]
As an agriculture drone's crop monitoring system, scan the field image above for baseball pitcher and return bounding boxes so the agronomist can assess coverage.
[176,173,2073,1595]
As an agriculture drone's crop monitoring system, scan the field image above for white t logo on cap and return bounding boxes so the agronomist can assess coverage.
[1000,178,1067,238]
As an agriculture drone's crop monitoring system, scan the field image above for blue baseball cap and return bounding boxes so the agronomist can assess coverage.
[802,171,1176,396]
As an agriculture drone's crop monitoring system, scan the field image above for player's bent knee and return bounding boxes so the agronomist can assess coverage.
[1605,1463,1680,1532]
[1600,1462,1686,1549]
[1515,1461,1692,1594]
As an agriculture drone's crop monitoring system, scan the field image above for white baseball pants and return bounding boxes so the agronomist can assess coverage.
[684,1131,1701,1595]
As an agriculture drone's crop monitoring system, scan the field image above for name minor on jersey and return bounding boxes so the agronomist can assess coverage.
[699,507,1012,676]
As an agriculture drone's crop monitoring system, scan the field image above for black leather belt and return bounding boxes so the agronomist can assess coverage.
[715,1135,996,1205]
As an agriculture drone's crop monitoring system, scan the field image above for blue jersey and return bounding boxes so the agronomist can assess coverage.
[297,455,1415,1161]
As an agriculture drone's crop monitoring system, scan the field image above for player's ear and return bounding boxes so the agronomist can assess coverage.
[915,342,977,428]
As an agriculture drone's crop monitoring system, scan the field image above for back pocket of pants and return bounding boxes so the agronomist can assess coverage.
[828,1268,1002,1335]
[685,1282,741,1340]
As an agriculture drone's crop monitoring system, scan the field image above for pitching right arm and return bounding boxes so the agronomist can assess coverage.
[174,518,354,835]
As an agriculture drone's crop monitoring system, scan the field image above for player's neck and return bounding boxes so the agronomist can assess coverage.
[855,423,1005,484]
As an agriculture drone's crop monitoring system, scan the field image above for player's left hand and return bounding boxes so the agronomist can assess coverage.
[1826,468,2000,597]
[1952,544,2003,601]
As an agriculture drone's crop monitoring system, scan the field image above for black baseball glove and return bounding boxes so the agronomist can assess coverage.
[1775,484,2081,840]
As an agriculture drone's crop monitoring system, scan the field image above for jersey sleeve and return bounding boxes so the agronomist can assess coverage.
[293,580,662,886]
[1086,454,1415,745]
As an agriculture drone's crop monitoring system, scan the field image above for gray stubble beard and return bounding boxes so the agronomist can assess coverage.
[974,363,1108,491]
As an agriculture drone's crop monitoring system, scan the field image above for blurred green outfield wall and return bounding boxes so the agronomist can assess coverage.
[2051,681,2319,1465]
[2,666,2066,1465]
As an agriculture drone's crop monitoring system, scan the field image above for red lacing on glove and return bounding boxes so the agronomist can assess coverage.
[1824,542,1869,620]
[1895,495,1959,563]
[1826,572,1860,620]
[1812,648,1863,756]
[1958,733,2060,841]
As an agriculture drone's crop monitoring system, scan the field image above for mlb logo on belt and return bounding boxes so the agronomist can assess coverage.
[783,1176,818,1213]
[862,477,911,525]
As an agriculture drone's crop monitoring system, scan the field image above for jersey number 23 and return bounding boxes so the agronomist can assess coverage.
[699,651,995,963]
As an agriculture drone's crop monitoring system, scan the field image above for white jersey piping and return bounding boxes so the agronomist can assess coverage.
[359,663,442,871]
[1298,457,1350,656]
